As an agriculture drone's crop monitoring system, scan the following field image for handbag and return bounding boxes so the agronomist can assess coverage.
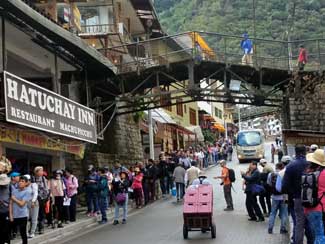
[251,184,265,196]
[115,193,127,205]
[63,197,71,206]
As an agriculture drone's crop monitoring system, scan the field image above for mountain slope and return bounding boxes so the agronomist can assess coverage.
[154,0,325,41]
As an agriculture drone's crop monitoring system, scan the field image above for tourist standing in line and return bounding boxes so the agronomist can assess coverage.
[131,167,144,209]
[24,174,38,238]
[98,168,109,224]
[282,145,314,244]
[9,176,32,244]
[85,166,99,217]
[63,168,78,222]
[0,173,11,244]
[112,171,129,225]
[173,162,186,202]
[271,144,276,163]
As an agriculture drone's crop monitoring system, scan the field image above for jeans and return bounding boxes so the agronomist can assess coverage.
[288,205,296,243]
[99,197,108,221]
[294,198,314,244]
[114,194,128,221]
[68,194,77,222]
[38,199,47,231]
[54,196,64,222]
[160,176,169,195]
[214,153,219,165]
[0,212,10,244]
[224,184,233,208]
[14,217,28,244]
[28,200,39,235]
[86,191,98,213]
[143,181,149,204]
[245,191,263,219]
[176,182,185,200]
[306,211,325,244]
[133,188,143,207]
[268,199,288,231]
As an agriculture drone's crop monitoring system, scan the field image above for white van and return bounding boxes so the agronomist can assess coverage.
[236,129,265,163]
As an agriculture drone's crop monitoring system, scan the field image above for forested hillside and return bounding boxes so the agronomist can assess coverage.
[154,0,325,41]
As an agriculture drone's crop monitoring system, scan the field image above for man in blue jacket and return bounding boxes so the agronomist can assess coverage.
[282,145,314,244]
[240,33,253,66]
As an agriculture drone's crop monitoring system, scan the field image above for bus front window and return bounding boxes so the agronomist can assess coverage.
[237,132,261,146]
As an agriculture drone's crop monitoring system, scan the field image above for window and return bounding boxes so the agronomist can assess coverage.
[189,109,197,125]
[160,93,172,111]
[184,105,187,113]
[176,99,183,116]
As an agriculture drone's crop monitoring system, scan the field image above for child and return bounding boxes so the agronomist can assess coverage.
[98,168,109,224]
[10,176,32,244]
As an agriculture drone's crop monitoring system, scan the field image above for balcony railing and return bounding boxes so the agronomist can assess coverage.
[79,24,115,35]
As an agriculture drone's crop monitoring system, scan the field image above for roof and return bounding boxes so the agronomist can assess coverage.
[0,0,116,76]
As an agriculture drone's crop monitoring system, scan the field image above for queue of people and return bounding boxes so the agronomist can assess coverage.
[241,144,325,244]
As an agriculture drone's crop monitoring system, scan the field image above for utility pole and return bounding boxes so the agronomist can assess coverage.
[238,106,241,131]
[148,109,155,159]
[253,0,256,39]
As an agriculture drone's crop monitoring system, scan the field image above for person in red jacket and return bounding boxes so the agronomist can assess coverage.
[298,44,307,71]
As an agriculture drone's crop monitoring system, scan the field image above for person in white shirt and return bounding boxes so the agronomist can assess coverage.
[24,174,38,238]
[185,161,200,187]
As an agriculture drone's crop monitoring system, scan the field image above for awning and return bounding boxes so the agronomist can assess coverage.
[189,32,216,59]
[212,123,225,132]
[186,126,205,142]
[145,108,176,124]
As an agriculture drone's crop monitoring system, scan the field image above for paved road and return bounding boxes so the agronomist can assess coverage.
[63,142,289,244]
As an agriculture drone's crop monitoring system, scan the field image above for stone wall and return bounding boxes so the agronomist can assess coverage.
[286,74,325,132]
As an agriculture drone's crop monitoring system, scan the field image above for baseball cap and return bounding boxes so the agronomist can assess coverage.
[10,172,20,177]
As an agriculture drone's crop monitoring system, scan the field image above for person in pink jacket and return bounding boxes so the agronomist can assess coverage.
[131,167,143,209]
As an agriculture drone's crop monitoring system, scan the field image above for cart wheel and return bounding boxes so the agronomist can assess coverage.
[183,225,188,239]
[211,224,216,239]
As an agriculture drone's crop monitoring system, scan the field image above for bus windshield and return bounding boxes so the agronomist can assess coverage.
[237,131,262,146]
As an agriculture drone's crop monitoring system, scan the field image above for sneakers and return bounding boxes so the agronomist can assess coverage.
[268,228,273,234]
[99,219,107,225]
[87,213,92,217]
[113,220,119,225]
[256,217,265,222]
[58,223,64,228]
[248,218,257,221]
[122,219,126,224]
[280,229,288,234]
[224,207,234,211]
[28,234,35,239]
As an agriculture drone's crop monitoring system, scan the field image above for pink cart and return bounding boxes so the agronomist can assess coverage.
[183,185,216,239]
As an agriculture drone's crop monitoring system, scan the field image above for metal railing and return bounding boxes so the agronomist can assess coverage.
[78,24,115,35]
[100,31,325,74]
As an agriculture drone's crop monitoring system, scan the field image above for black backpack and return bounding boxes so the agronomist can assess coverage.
[228,168,236,183]
[301,170,324,208]
[269,173,282,195]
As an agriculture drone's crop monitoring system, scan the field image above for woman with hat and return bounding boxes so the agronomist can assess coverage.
[49,170,66,228]
[112,171,129,225]
[0,173,11,244]
[304,149,325,243]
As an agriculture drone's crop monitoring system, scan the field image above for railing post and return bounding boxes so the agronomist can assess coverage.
[317,39,322,72]
[224,37,227,65]
[136,40,140,75]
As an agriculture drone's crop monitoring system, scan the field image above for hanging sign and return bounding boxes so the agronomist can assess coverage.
[4,72,97,144]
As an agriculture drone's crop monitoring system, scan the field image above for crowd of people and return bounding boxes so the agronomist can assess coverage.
[0,162,79,244]
[240,143,325,244]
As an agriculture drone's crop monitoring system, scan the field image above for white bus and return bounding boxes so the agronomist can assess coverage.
[236,129,265,163]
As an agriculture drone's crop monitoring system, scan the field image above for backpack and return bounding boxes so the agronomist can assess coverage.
[270,173,282,195]
[301,170,324,208]
[228,168,236,183]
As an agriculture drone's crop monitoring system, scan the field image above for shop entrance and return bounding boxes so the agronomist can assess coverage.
[6,149,52,175]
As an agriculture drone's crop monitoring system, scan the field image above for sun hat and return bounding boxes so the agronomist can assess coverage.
[281,155,292,163]
[259,159,267,164]
[0,174,10,186]
[24,174,31,181]
[310,144,319,152]
[10,172,20,178]
[306,149,325,167]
